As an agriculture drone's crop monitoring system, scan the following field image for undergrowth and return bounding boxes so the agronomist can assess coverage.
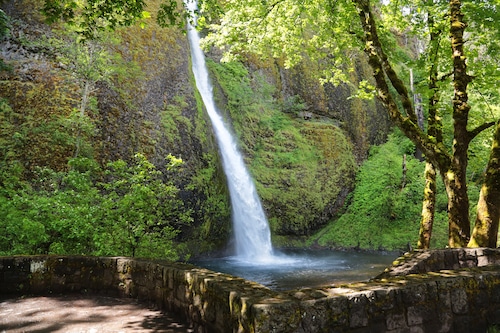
[310,130,450,250]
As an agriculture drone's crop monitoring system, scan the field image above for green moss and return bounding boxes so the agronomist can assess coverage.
[161,95,193,145]
[0,77,80,175]
[206,59,357,237]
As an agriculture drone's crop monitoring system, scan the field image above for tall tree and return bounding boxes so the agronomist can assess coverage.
[327,0,496,247]
[417,5,445,249]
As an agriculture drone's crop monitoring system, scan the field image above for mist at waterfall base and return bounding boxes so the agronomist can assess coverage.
[186,1,396,291]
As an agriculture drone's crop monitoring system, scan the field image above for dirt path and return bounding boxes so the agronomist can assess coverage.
[0,295,194,333]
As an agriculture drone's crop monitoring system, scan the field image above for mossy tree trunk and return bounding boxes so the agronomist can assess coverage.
[468,120,500,248]
[446,0,472,247]
[418,162,436,249]
[74,78,92,158]
[418,11,442,249]
[351,0,496,247]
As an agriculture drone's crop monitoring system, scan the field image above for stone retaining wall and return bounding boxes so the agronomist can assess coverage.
[376,247,500,278]
[1,249,500,332]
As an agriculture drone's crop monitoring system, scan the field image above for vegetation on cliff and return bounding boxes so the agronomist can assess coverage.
[0,0,230,258]
[205,59,358,239]
[312,131,449,249]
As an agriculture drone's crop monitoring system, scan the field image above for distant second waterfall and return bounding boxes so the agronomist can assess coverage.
[186,1,274,262]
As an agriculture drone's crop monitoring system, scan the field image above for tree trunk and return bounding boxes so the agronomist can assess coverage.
[417,12,442,249]
[418,161,436,249]
[442,168,470,247]
[468,120,500,248]
[410,68,424,161]
[74,79,91,159]
[413,94,424,161]
[352,0,474,247]
[448,0,473,247]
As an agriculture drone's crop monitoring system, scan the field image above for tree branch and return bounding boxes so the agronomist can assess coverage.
[438,72,453,82]
[468,121,497,142]
[352,0,450,169]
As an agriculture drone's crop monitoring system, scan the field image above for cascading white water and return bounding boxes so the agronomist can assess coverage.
[186,1,274,262]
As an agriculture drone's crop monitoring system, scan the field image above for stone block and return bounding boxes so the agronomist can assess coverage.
[298,297,334,332]
[385,310,407,331]
[327,295,350,327]
[451,288,469,314]
[406,304,434,326]
[486,307,500,325]
[401,283,428,306]
[452,315,472,333]
[407,325,426,333]
[13,257,31,272]
[348,294,369,328]
[444,250,460,270]
[372,285,402,311]
[252,299,301,333]
[116,258,132,275]
[437,311,453,332]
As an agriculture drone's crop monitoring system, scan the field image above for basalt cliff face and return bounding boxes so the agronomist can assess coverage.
[0,0,391,249]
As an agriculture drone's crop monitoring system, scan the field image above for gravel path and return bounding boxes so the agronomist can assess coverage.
[0,295,194,333]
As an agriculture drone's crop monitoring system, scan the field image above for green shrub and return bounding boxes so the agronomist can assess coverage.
[0,154,190,260]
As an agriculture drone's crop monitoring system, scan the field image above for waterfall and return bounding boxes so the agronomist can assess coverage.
[186,1,274,262]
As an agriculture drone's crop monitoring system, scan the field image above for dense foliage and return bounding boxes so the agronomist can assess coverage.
[312,132,444,249]
[312,128,486,250]
[0,150,191,259]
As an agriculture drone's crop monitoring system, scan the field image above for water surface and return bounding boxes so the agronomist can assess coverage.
[192,249,397,291]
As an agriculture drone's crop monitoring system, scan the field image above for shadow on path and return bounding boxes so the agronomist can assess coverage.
[0,295,194,332]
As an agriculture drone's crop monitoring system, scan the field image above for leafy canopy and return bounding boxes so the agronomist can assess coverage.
[201,0,499,93]
[201,0,361,85]
[41,0,187,39]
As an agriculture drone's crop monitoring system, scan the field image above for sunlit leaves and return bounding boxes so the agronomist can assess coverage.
[348,79,377,100]
[201,0,360,83]
[42,0,148,39]
[157,0,187,29]
[41,0,195,39]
